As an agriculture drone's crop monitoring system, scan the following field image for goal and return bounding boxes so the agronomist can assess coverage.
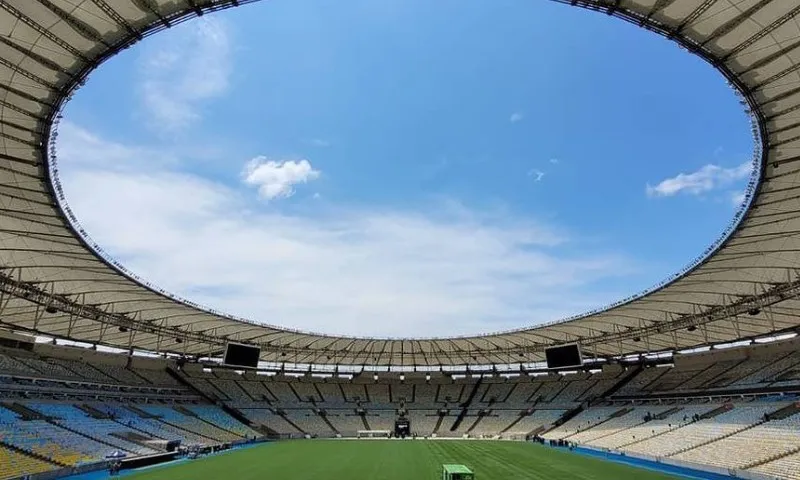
[356,430,391,438]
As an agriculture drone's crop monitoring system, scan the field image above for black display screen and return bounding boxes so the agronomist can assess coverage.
[223,343,261,368]
[545,344,583,369]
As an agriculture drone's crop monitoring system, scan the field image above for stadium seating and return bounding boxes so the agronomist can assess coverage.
[674,410,800,469]
[586,404,714,449]
[28,403,159,456]
[240,408,304,434]
[188,405,260,438]
[753,450,800,480]
[624,403,782,457]
[504,409,565,437]
[325,411,365,436]
[138,406,244,443]
[0,444,56,480]
[0,406,107,465]
[3,339,800,480]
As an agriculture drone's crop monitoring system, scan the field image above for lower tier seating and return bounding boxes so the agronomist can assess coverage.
[752,451,800,480]
[0,444,56,480]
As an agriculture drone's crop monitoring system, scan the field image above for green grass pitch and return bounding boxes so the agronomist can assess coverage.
[125,440,680,480]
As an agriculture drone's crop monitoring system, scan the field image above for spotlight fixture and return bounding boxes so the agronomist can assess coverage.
[45,305,58,314]
[748,308,761,316]
[118,326,128,333]
[175,337,183,343]
[633,337,641,342]
[687,326,697,332]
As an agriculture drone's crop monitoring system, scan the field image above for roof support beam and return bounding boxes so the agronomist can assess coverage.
[724,4,800,60]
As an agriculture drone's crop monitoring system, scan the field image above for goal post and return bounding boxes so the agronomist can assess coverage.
[356,430,391,438]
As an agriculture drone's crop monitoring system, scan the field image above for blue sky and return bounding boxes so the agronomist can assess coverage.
[57,0,754,338]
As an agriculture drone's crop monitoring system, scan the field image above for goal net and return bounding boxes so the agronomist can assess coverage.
[356,430,391,438]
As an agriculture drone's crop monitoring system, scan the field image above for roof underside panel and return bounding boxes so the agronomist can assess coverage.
[0,0,799,366]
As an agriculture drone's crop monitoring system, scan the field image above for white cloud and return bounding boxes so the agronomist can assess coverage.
[510,112,524,123]
[242,157,321,200]
[55,124,638,337]
[646,162,752,198]
[549,158,559,164]
[139,18,231,131]
[527,169,545,182]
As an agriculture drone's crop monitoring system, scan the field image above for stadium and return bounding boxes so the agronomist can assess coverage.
[0,0,800,479]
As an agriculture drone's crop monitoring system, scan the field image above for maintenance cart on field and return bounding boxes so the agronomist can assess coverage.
[442,464,474,480]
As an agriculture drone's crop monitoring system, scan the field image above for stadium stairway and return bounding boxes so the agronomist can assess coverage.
[276,410,307,435]
[1,402,47,421]
[221,404,260,431]
[699,403,734,420]
[433,413,445,435]
[360,412,371,430]
[187,409,251,440]
[465,411,487,434]
[499,412,526,435]
[562,408,636,441]
[653,407,684,420]
[449,379,483,432]
[766,402,800,420]
[124,405,159,419]
[541,405,584,436]
[155,416,221,443]
[599,366,643,400]
[318,411,339,434]
[75,404,113,419]
[173,405,197,417]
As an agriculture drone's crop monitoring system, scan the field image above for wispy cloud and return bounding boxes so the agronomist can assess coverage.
[138,18,232,131]
[55,124,638,337]
[646,162,752,198]
[549,158,560,164]
[309,139,331,148]
[527,169,545,182]
[242,157,321,200]
[510,112,524,123]
[730,190,746,207]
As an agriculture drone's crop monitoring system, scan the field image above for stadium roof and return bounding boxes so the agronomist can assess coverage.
[1,0,800,367]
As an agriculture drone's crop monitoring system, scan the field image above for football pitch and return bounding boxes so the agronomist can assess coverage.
[125,440,681,480]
